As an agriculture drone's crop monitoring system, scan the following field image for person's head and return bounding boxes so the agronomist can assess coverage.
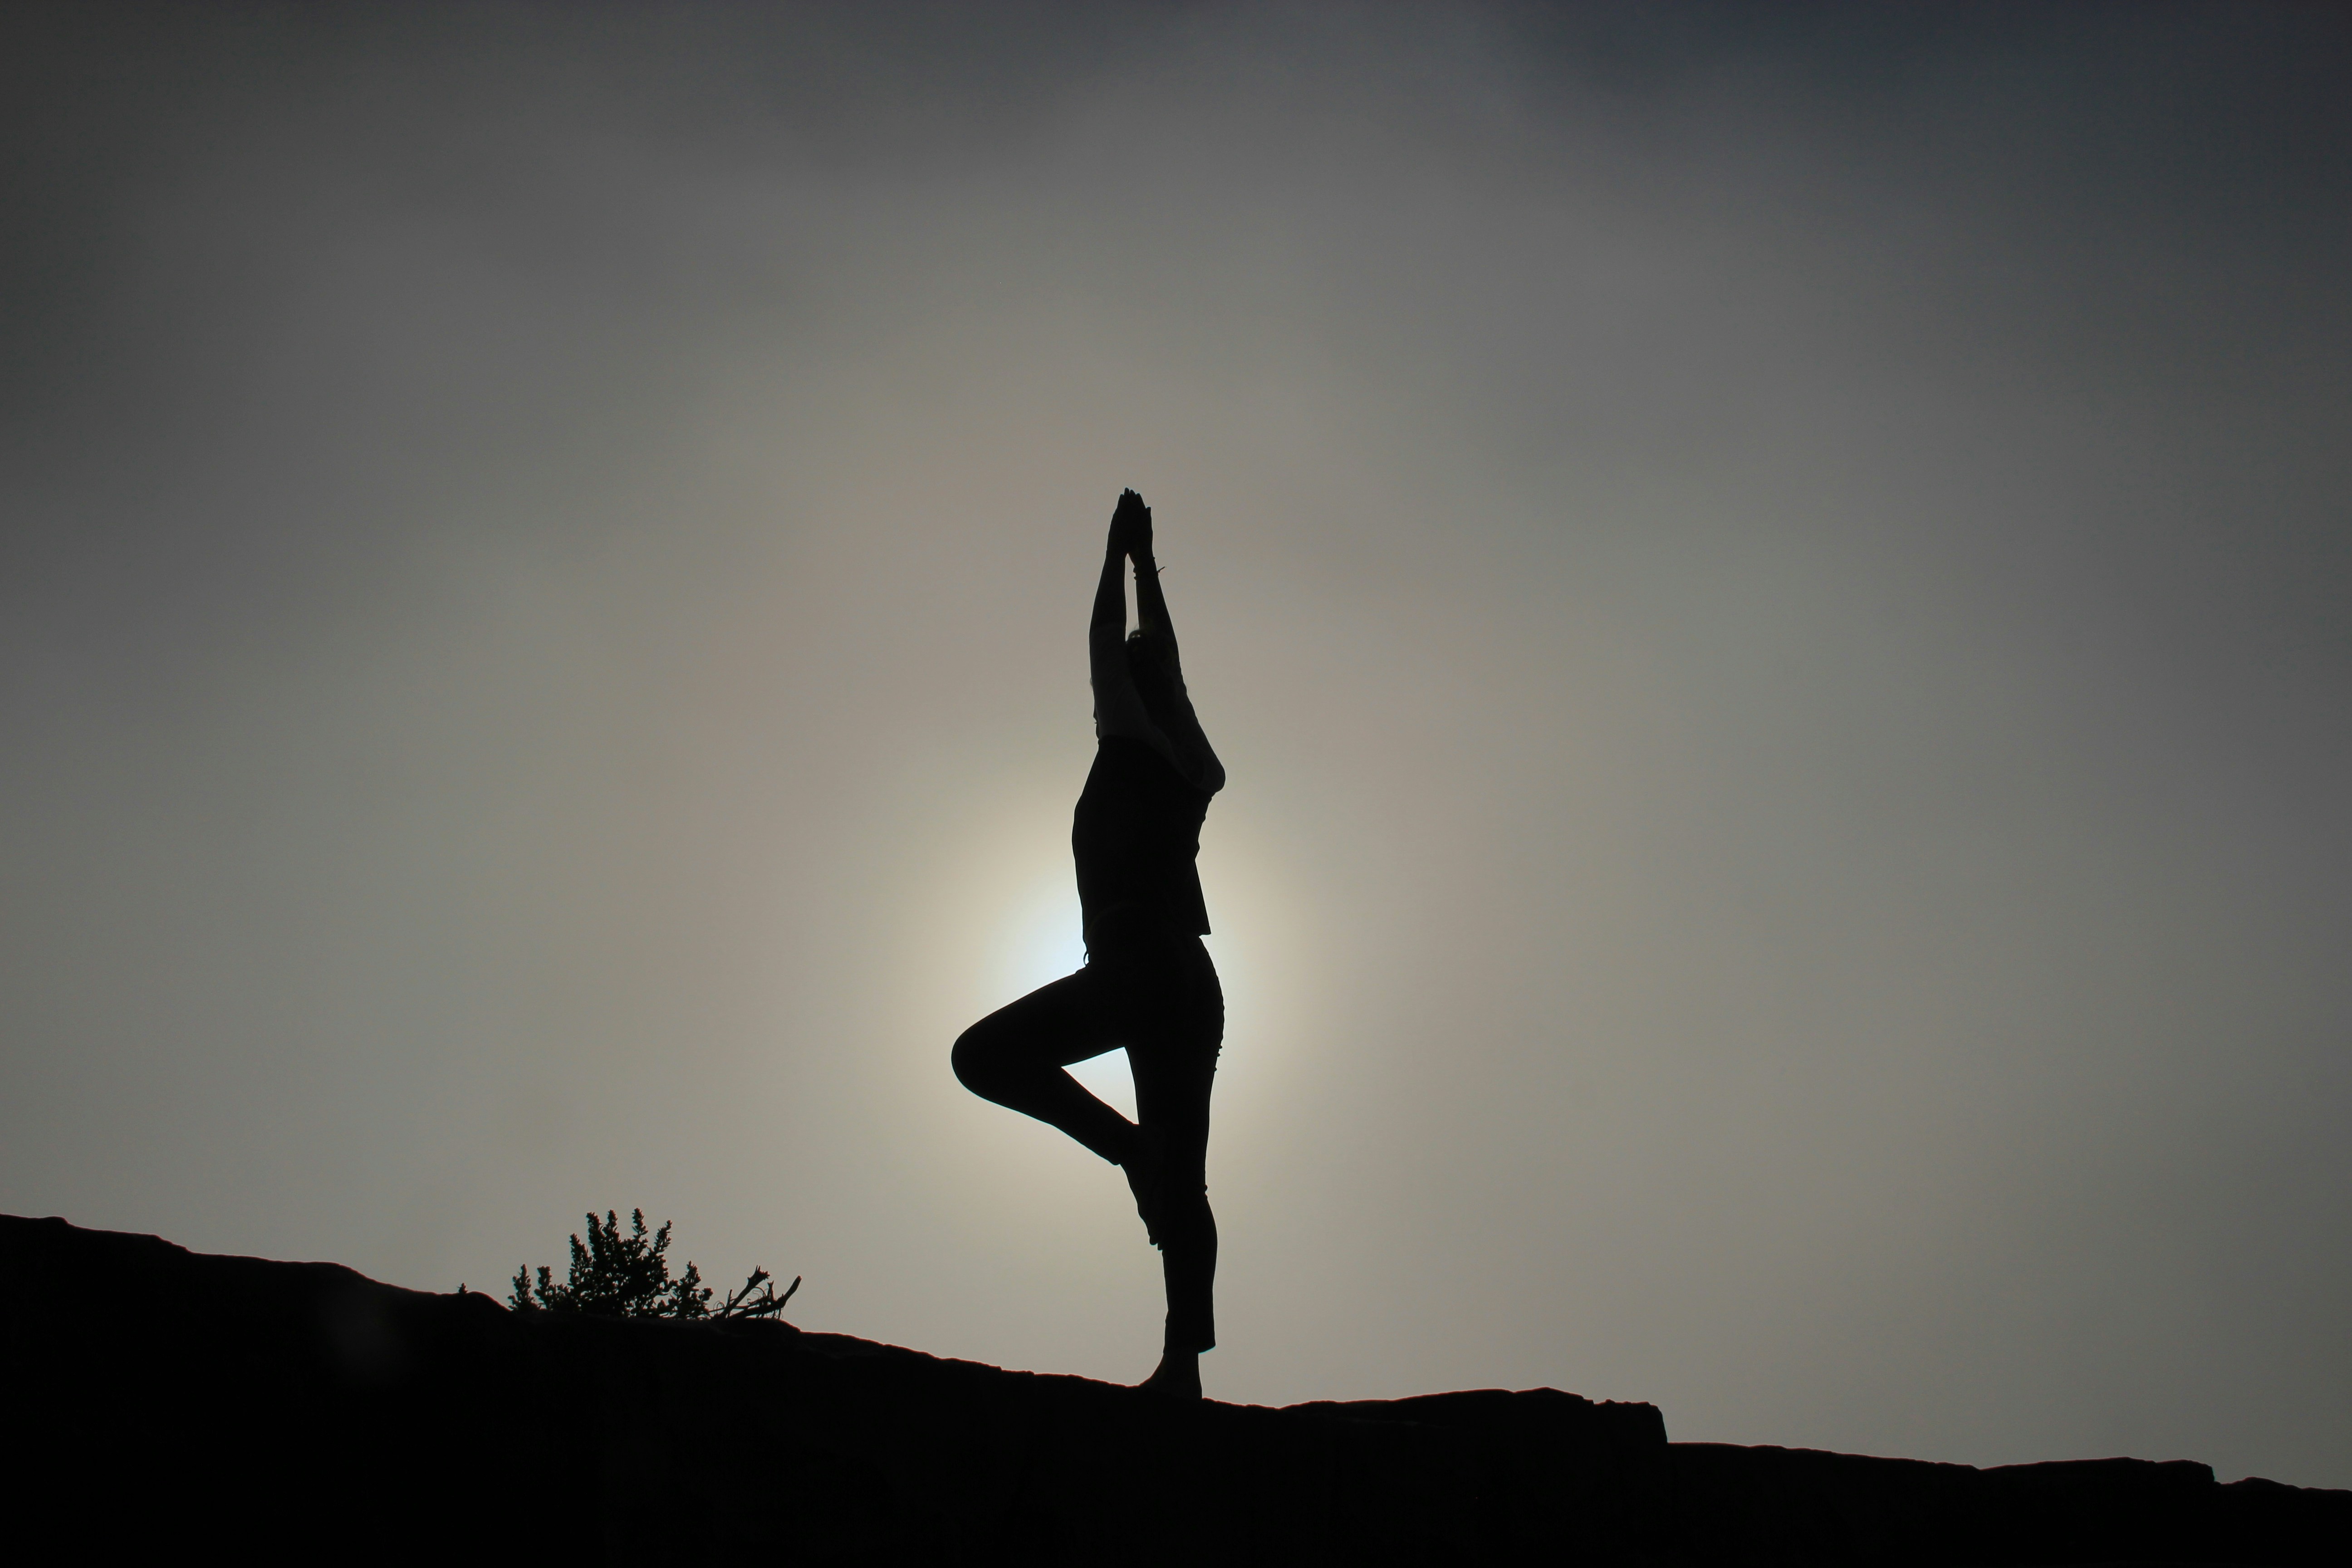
[1125,630,1184,723]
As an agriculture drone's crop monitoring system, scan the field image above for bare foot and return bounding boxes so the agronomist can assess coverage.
[1136,1351,1201,1401]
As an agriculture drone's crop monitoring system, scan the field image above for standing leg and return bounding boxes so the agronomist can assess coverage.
[1127,941,1223,1395]
[1135,1051,1218,1349]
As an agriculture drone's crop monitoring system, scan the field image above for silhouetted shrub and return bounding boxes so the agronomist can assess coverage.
[509,1209,799,1321]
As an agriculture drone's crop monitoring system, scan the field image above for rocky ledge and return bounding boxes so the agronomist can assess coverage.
[4,1215,2342,1563]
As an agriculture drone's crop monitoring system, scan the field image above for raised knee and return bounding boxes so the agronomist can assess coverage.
[951,1025,995,1095]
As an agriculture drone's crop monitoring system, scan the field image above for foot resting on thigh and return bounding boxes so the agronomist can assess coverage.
[1136,1350,1201,1401]
[1121,1127,1166,1249]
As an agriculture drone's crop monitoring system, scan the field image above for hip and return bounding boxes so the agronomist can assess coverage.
[1081,908,1222,1034]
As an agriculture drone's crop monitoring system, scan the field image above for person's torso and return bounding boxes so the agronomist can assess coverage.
[1073,735,1212,942]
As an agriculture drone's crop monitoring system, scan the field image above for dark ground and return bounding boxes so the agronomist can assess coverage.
[4,1215,2342,1563]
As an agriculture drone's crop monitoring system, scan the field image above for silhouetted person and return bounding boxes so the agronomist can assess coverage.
[953,489,1226,1399]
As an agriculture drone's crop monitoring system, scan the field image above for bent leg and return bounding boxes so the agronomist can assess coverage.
[952,969,1137,1166]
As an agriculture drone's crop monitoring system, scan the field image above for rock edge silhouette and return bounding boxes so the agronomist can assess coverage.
[4,1215,2342,1563]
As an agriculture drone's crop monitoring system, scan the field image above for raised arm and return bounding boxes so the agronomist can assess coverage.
[1122,496,1225,795]
[1090,492,1158,743]
[1131,534,1179,658]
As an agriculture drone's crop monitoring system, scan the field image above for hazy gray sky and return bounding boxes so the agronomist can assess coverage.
[5,2,2347,1485]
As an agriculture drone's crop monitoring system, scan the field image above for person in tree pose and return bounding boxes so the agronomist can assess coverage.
[953,488,1227,1399]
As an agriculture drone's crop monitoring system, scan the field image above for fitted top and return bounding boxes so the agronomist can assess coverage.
[1072,734,1212,945]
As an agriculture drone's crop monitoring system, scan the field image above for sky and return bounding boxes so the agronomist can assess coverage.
[4,1,2347,1487]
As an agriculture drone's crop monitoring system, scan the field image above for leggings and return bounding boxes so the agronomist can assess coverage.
[951,928,1222,1354]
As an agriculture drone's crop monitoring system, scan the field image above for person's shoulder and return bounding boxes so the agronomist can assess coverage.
[1099,730,1207,786]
